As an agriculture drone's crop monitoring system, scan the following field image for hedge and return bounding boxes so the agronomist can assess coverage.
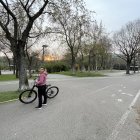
[44,61,70,73]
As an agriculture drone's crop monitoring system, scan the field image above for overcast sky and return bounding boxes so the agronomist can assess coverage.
[85,0,140,34]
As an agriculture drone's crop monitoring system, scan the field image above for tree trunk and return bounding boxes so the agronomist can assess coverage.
[88,50,92,72]
[133,56,136,73]
[13,54,19,78]
[95,54,98,71]
[28,65,32,78]
[81,53,85,72]
[101,56,104,70]
[16,44,29,90]
[126,60,131,74]
[7,57,11,71]
[71,54,76,74]
[13,56,16,75]
[12,51,17,76]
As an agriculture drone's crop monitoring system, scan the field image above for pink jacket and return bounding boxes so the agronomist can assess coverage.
[36,72,47,86]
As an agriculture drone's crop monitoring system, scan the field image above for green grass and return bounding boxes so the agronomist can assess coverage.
[55,71,105,77]
[0,91,19,102]
[0,74,17,81]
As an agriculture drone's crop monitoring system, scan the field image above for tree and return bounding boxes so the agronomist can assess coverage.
[113,19,140,74]
[96,36,112,70]
[0,0,49,90]
[48,0,90,73]
[81,20,111,71]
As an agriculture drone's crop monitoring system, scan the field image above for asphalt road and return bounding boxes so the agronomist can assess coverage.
[0,74,75,92]
[0,73,140,140]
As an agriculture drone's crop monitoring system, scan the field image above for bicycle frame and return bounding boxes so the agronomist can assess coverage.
[29,78,51,94]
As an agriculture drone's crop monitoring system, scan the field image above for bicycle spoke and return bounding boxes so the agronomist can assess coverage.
[19,90,37,104]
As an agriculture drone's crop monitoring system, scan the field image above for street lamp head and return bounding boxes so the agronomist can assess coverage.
[42,45,48,48]
[42,45,48,63]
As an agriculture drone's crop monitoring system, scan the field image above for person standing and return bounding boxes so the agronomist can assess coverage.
[35,68,47,109]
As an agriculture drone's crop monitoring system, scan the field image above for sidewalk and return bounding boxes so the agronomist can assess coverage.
[0,73,74,92]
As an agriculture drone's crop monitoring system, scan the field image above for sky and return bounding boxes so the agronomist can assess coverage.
[85,0,140,34]
[1,0,140,57]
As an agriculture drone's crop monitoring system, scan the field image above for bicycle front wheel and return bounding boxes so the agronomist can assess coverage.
[19,90,37,104]
[46,86,59,99]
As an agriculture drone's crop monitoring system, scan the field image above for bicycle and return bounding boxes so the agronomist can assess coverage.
[19,78,59,104]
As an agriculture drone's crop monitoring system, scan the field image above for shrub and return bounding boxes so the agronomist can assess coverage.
[44,61,70,73]
[113,64,126,70]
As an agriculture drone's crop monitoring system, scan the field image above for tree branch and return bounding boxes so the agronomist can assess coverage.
[19,0,31,18]
[32,0,49,20]
[0,0,18,40]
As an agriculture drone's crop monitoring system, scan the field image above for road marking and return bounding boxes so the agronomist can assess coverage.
[94,85,113,93]
[107,90,140,140]
[121,93,133,97]
[117,99,123,102]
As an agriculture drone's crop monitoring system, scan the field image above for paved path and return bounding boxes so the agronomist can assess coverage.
[0,72,140,140]
[0,70,130,92]
[0,74,75,92]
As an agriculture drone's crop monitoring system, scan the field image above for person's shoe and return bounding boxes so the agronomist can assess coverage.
[35,106,42,109]
[42,103,47,106]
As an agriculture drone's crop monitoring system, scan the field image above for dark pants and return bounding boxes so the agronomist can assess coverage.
[37,85,47,107]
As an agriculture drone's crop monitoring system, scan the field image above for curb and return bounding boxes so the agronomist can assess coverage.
[0,98,18,104]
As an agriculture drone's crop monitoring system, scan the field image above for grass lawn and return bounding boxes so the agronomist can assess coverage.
[0,91,19,102]
[55,71,105,77]
[0,74,17,81]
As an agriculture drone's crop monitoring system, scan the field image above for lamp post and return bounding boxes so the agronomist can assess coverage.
[42,45,48,62]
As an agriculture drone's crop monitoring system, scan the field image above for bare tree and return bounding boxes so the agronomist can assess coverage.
[96,36,112,70]
[83,21,104,71]
[0,0,49,90]
[48,0,90,73]
[113,19,140,74]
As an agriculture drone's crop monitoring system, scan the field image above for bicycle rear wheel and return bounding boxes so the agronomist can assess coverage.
[46,86,59,99]
[19,90,37,104]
